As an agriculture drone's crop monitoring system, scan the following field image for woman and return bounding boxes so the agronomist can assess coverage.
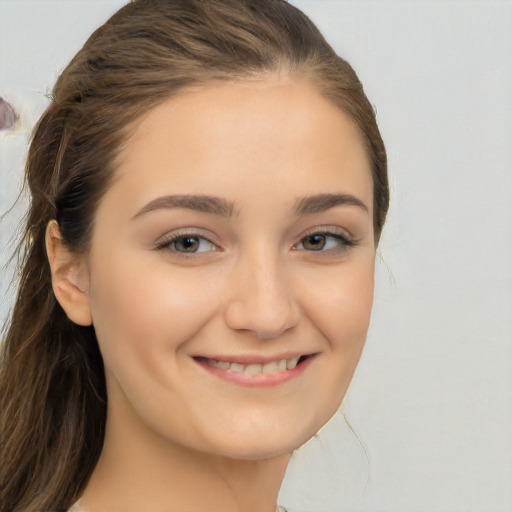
[0,1,388,511]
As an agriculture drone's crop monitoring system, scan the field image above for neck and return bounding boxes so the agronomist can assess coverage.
[81,390,290,512]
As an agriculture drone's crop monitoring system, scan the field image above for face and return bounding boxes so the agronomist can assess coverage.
[82,79,375,460]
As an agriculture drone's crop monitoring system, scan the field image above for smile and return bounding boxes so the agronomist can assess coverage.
[193,354,315,387]
[199,356,303,374]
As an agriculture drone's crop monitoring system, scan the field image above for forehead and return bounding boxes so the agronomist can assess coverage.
[107,79,373,216]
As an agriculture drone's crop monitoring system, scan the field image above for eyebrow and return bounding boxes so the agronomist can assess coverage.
[294,193,369,215]
[132,194,235,219]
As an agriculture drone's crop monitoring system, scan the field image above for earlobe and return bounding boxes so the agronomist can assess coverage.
[45,220,93,326]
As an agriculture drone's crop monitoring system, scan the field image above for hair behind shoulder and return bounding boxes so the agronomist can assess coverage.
[0,1,388,510]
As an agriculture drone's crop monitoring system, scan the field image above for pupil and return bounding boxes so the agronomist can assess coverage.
[305,235,326,250]
[177,237,199,252]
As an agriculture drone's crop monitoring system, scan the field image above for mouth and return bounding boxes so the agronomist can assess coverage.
[192,354,315,386]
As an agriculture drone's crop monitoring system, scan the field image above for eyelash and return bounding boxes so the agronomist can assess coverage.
[154,230,220,254]
[154,227,355,256]
[292,228,355,252]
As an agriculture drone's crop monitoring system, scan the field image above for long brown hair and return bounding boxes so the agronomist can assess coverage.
[0,1,389,510]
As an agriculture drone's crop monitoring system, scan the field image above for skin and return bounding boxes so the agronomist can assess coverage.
[47,77,375,512]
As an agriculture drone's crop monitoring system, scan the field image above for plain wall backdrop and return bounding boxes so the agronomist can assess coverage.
[1,1,511,511]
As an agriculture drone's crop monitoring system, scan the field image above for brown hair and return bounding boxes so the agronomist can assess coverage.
[0,1,388,510]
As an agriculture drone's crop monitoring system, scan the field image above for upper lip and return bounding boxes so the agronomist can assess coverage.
[193,352,316,365]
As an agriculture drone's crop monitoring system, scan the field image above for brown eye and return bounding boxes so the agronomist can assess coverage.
[156,234,218,254]
[295,232,354,252]
[302,234,327,251]
[174,237,201,253]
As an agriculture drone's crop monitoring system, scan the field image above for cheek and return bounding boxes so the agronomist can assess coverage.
[309,254,374,325]
[87,253,221,377]
[302,255,375,374]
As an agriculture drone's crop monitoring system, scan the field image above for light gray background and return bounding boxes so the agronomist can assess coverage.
[1,1,511,512]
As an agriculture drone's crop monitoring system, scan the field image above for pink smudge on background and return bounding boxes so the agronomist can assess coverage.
[0,97,19,131]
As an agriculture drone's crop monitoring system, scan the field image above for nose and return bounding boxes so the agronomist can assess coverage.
[224,250,301,340]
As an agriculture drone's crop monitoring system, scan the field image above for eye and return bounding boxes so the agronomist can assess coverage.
[295,232,353,252]
[155,234,218,254]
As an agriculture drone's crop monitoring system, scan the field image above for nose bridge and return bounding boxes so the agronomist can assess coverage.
[224,245,299,339]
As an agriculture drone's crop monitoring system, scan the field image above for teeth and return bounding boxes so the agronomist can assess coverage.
[277,359,287,372]
[245,364,263,375]
[262,361,278,374]
[206,356,305,375]
[229,363,244,373]
[286,357,300,370]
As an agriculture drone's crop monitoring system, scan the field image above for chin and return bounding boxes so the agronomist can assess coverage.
[204,414,332,462]
[214,438,303,461]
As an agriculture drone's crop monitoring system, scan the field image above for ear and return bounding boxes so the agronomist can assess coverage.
[46,220,92,326]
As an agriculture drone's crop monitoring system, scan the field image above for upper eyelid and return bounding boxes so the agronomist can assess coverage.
[155,228,221,247]
[153,225,354,251]
[154,234,221,257]
[294,225,352,242]
[291,227,355,252]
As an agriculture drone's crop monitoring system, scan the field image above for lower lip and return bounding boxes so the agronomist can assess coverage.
[194,356,314,387]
